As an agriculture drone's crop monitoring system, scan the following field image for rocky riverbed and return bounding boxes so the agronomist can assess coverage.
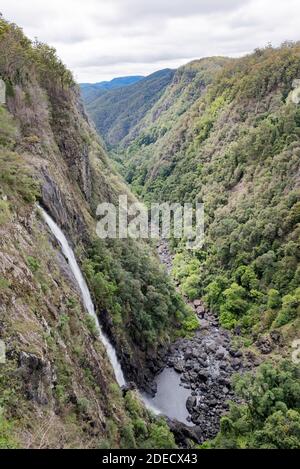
[151,241,260,444]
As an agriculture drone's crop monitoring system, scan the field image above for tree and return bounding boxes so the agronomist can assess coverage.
[206,361,300,449]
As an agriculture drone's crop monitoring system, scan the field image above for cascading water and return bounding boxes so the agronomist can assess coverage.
[38,205,126,387]
[38,205,161,416]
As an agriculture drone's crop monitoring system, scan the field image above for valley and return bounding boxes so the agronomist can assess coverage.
[0,15,299,450]
[82,42,300,448]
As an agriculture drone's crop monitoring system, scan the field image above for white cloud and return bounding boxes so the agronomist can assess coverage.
[0,0,299,82]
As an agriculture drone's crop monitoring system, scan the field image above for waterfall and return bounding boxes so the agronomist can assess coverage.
[38,205,161,416]
[38,205,126,387]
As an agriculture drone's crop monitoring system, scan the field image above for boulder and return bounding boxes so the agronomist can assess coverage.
[186,395,197,413]
[174,359,184,372]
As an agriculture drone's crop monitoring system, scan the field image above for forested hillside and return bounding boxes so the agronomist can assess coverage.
[80,76,143,106]
[119,44,300,339]
[96,44,300,448]
[83,69,175,147]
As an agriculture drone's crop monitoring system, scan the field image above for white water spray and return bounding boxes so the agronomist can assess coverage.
[38,205,161,416]
[38,205,126,387]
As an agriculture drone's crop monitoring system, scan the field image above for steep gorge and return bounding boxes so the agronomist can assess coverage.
[83,43,300,448]
[1,15,300,450]
[0,18,191,449]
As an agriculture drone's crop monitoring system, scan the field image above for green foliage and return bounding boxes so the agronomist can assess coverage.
[84,238,189,349]
[54,384,67,405]
[274,288,300,327]
[206,360,300,449]
[181,312,199,334]
[120,424,137,449]
[0,152,40,204]
[0,277,10,291]
[267,289,281,309]
[26,256,40,273]
[181,274,200,300]
[119,43,300,335]
[32,40,74,90]
[84,315,100,339]
[0,106,17,147]
[76,397,90,414]
[123,392,177,449]
[0,410,18,449]
[0,199,11,225]
[144,420,177,449]
[58,313,70,335]
[195,95,226,145]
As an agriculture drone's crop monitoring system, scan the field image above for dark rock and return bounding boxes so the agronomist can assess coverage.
[216,347,226,359]
[220,361,229,371]
[199,319,210,330]
[121,381,137,396]
[196,306,205,318]
[256,336,273,354]
[193,300,202,307]
[18,351,53,405]
[174,360,184,372]
[166,419,203,446]
[186,396,197,413]
[270,330,282,344]
[198,352,208,362]
[185,360,194,371]
[231,358,241,370]
[184,349,193,360]
[198,371,209,383]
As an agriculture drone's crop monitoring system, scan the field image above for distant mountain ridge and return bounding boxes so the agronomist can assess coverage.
[81,69,175,147]
[80,75,144,104]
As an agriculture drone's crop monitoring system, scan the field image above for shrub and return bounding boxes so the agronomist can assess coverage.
[182,313,199,333]
[0,152,40,204]
[181,274,200,300]
[120,424,136,449]
[84,315,99,339]
[144,420,177,449]
[0,278,10,291]
[0,411,18,449]
[0,200,10,225]
[267,289,281,309]
[274,288,300,327]
[0,106,17,147]
[26,256,40,273]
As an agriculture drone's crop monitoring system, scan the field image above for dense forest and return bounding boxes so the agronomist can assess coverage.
[111,44,300,339]
[82,43,300,449]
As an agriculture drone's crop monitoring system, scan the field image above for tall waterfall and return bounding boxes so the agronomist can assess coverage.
[38,205,126,387]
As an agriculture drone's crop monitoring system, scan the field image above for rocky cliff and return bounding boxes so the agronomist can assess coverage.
[0,18,185,448]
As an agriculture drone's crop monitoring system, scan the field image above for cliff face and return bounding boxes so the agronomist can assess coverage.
[0,19,183,448]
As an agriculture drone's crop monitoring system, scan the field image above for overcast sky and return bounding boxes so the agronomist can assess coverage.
[0,0,299,83]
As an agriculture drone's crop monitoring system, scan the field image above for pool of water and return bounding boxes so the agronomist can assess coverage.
[142,368,192,425]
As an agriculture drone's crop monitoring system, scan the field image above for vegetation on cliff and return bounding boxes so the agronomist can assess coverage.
[0,16,182,448]
[113,44,300,342]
